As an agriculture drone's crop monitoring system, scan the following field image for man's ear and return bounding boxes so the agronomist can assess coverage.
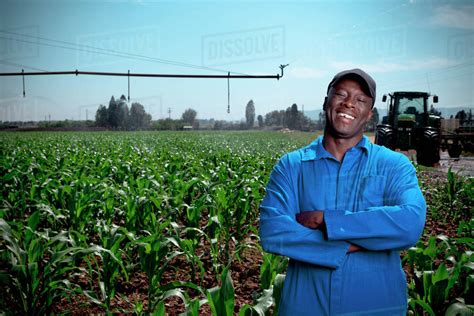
[366,108,374,123]
[323,97,328,111]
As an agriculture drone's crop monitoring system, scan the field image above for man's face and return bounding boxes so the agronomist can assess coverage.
[325,78,373,140]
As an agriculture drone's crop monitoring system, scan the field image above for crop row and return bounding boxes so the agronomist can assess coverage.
[1,131,311,314]
[0,131,472,315]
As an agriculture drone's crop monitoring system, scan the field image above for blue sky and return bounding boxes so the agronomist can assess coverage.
[0,0,473,122]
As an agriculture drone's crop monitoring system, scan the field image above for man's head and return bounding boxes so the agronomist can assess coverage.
[323,69,376,140]
[325,68,376,108]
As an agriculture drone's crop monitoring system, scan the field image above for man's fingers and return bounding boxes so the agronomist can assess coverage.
[296,213,320,229]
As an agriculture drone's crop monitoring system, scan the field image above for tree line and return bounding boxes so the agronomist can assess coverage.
[93,96,381,131]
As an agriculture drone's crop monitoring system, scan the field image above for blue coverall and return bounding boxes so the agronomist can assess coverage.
[260,136,426,315]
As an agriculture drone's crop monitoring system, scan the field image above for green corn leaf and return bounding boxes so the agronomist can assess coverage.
[409,298,436,316]
[207,267,235,316]
[423,237,437,258]
[436,234,451,250]
[445,302,474,316]
[433,263,449,284]
[464,262,474,271]
[27,210,40,231]
[422,270,433,299]
[83,290,103,306]
[456,238,474,246]
[152,301,166,316]
[464,274,474,295]
[184,299,201,316]
[272,273,286,316]
[429,280,448,306]
[238,288,273,316]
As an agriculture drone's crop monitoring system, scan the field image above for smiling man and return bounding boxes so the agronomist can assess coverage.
[259,69,426,315]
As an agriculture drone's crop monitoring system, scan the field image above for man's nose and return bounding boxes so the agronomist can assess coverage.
[342,96,355,108]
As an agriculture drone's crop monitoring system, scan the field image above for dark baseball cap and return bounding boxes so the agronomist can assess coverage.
[327,68,376,106]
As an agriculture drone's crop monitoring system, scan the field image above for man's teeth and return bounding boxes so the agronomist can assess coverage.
[338,113,355,120]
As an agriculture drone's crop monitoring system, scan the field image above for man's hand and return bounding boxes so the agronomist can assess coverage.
[348,244,362,253]
[296,211,325,230]
[297,211,365,253]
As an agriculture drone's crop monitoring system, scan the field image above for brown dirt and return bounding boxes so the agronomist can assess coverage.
[53,239,262,315]
[51,167,466,315]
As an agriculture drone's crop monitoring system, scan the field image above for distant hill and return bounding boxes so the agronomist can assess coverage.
[304,107,471,123]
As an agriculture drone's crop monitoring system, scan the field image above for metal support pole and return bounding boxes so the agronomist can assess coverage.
[227,72,230,114]
[22,69,25,97]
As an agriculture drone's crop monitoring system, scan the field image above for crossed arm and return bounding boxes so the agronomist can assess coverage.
[259,153,426,269]
[295,211,353,249]
[296,211,362,253]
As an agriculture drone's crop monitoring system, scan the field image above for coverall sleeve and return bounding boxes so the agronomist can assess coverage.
[260,154,350,269]
[324,155,426,251]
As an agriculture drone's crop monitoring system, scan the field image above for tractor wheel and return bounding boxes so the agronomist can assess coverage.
[448,144,462,158]
[416,128,440,166]
[417,147,439,166]
[375,124,393,149]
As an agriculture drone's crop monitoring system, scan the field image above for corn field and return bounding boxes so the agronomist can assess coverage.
[0,131,472,315]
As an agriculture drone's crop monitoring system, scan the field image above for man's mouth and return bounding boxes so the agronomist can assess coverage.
[337,112,355,120]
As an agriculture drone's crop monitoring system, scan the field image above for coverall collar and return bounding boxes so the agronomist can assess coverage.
[302,135,370,161]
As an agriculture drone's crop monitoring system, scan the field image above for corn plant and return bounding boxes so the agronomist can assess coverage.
[458,218,474,238]
[169,223,205,285]
[81,223,131,310]
[0,215,81,315]
[271,273,286,315]
[446,167,459,208]
[405,234,474,315]
[240,264,286,316]
[134,219,197,313]
[183,299,201,316]
[260,252,288,290]
[206,267,235,316]
[443,168,472,220]
[212,185,233,264]
[239,288,273,316]
[0,131,317,313]
[444,301,474,316]
[131,287,194,316]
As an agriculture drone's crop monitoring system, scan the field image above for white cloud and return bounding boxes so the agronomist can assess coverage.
[431,5,474,30]
[287,66,325,79]
[331,57,459,74]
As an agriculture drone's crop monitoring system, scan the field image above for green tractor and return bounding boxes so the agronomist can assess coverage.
[375,91,441,166]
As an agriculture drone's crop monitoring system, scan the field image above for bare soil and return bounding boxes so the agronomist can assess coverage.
[52,154,467,315]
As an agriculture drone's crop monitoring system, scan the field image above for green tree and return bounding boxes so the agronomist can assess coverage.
[264,111,278,126]
[98,95,152,130]
[182,108,197,125]
[107,96,119,128]
[130,102,151,129]
[117,95,129,130]
[287,103,300,130]
[95,104,108,127]
[245,100,255,128]
[264,110,285,126]
[455,110,467,125]
[257,115,264,128]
